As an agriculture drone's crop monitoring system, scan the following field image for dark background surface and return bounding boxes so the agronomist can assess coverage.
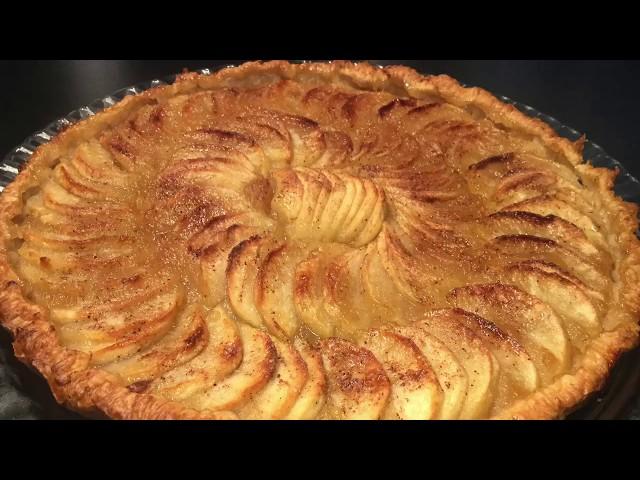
[2,60,640,178]
[1,60,639,420]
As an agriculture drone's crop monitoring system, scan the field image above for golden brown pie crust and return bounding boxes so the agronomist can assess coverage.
[0,60,638,419]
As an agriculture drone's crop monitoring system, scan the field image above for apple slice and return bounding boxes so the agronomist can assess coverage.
[21,227,133,253]
[352,184,385,248]
[489,234,609,291]
[186,323,277,411]
[358,329,443,419]
[53,163,111,200]
[375,226,432,305]
[325,173,357,241]
[292,246,352,338]
[448,283,571,385]
[335,174,366,241]
[319,338,390,420]
[321,249,376,336]
[239,336,308,419]
[284,338,327,420]
[59,289,182,365]
[102,303,209,384]
[279,114,325,167]
[51,272,171,324]
[394,325,467,419]
[148,305,243,401]
[24,192,129,231]
[338,178,382,245]
[484,211,600,259]
[438,308,538,414]
[315,171,346,241]
[270,168,304,224]
[287,168,330,240]
[415,311,498,419]
[186,127,269,174]
[189,212,274,257]
[492,170,557,207]
[255,242,309,339]
[500,194,607,250]
[162,157,258,194]
[42,180,131,218]
[70,140,130,185]
[199,225,265,307]
[360,243,403,322]
[18,237,133,273]
[504,260,601,345]
[229,115,293,170]
[226,236,276,328]
[312,130,353,168]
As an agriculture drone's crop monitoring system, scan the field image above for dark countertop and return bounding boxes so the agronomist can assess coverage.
[2,60,640,178]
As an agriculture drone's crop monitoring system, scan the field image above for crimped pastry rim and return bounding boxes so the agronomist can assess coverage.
[0,60,639,420]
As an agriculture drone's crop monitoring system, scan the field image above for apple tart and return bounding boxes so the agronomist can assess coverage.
[1,61,639,420]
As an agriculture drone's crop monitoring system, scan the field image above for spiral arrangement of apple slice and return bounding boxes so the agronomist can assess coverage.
[8,76,617,419]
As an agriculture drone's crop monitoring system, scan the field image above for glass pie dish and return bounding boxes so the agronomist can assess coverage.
[1,66,639,420]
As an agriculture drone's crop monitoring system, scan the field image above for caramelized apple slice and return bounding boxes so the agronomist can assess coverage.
[24,192,130,231]
[448,283,571,384]
[504,260,601,340]
[42,180,128,216]
[352,183,385,247]
[278,114,326,167]
[312,130,353,168]
[199,225,269,307]
[270,168,384,246]
[226,236,275,328]
[394,325,468,419]
[440,308,539,414]
[489,234,609,290]
[319,338,390,420]
[492,170,558,207]
[224,114,293,169]
[337,178,384,246]
[416,311,498,419]
[70,140,130,185]
[335,174,366,241]
[186,323,277,411]
[51,273,172,324]
[185,127,269,174]
[322,249,377,336]
[21,228,133,253]
[239,336,308,419]
[189,212,274,256]
[501,194,607,249]
[59,289,183,365]
[149,306,243,401]
[293,254,334,338]
[18,241,133,274]
[288,168,330,240]
[284,338,327,420]
[292,245,352,338]
[315,171,347,240]
[376,226,432,305]
[162,156,258,195]
[360,243,403,322]
[103,303,209,384]
[255,242,309,339]
[270,168,304,224]
[53,163,113,200]
[326,172,357,240]
[483,211,600,259]
[358,329,443,419]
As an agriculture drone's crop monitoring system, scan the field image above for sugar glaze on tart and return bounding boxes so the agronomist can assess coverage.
[1,61,639,419]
